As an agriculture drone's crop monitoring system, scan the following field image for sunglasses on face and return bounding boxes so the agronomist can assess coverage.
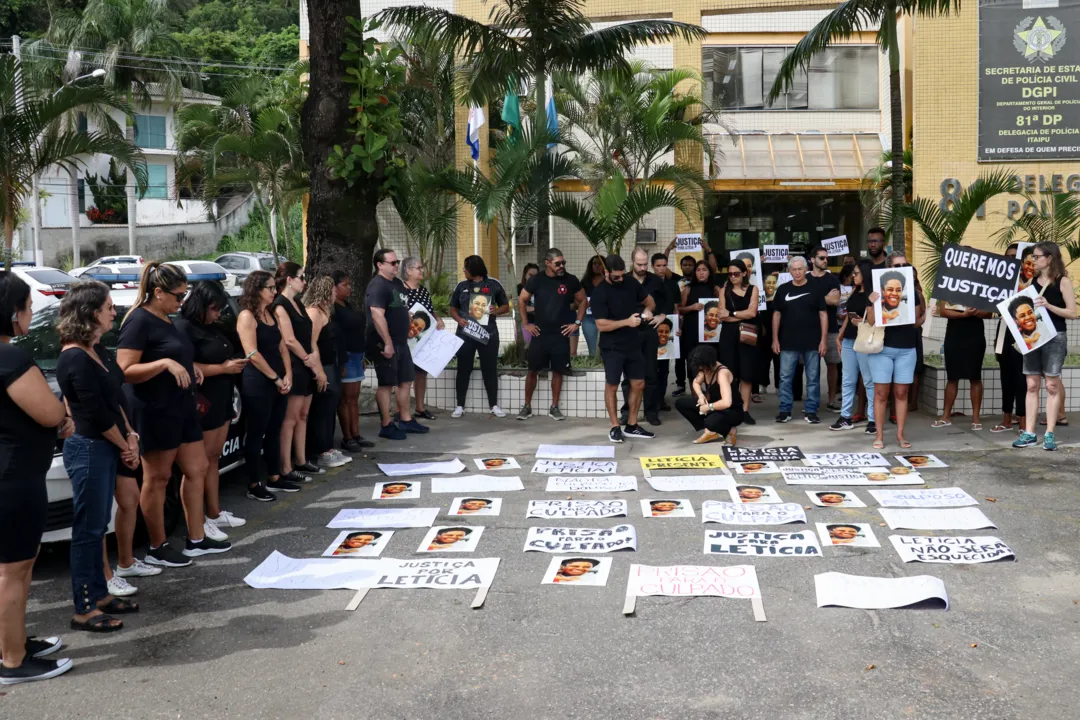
[163,289,186,302]
[553,261,566,268]
[893,263,911,268]
[382,260,401,266]
[816,256,828,262]
[728,271,743,276]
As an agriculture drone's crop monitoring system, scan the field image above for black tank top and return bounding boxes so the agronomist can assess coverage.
[721,284,753,341]
[244,311,286,383]
[701,363,730,402]
[273,295,313,353]
[1034,277,1068,331]
[314,308,339,365]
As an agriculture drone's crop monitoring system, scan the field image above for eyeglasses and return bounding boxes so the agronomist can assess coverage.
[553,261,566,268]
[1032,253,1046,259]
[262,284,276,291]
[816,256,828,262]
[382,260,401,266]
[164,290,186,303]
[893,263,911,268]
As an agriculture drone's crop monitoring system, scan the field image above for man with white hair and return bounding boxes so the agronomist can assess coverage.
[770,256,827,424]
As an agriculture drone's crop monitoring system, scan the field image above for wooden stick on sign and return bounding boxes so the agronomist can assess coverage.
[345,589,368,611]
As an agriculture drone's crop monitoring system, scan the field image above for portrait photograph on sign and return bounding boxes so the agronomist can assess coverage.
[418,526,484,553]
[806,490,866,508]
[1016,242,1036,291]
[732,248,766,310]
[764,272,779,302]
[447,497,503,516]
[872,266,915,327]
[730,484,783,504]
[816,522,880,548]
[474,456,521,471]
[895,454,948,470]
[407,302,437,349]
[700,298,721,343]
[998,285,1058,354]
[641,499,695,518]
[541,556,612,586]
[657,315,680,360]
[372,481,420,500]
[322,530,392,558]
[731,461,781,475]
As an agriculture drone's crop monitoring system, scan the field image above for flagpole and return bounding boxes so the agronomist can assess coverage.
[511,201,517,281]
[473,159,480,256]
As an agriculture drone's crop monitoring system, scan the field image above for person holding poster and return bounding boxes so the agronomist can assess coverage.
[809,246,842,411]
[652,253,683,411]
[933,295,989,430]
[619,248,670,427]
[679,261,721,376]
[676,344,742,445]
[403,257,443,420]
[772,256,826,424]
[576,256,607,357]
[718,258,759,425]
[449,255,510,419]
[834,260,876,433]
[993,244,1027,434]
[872,268,915,327]
[1014,243,1076,451]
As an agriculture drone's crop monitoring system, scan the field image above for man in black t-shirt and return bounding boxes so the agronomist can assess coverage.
[592,254,657,443]
[867,227,889,269]
[809,245,842,410]
[620,247,668,425]
[366,248,427,440]
[770,256,827,424]
[518,248,586,421]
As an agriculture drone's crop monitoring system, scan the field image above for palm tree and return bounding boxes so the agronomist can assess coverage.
[994,191,1080,261]
[0,55,146,269]
[392,163,461,277]
[897,169,1016,288]
[859,147,913,236]
[767,0,963,249]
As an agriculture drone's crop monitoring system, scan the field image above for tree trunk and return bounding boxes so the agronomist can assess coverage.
[885,8,906,250]
[302,0,380,297]
[534,69,551,263]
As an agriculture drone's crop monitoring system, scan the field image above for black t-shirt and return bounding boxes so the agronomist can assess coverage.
[0,343,57,461]
[175,317,235,409]
[843,291,869,340]
[516,283,536,322]
[451,277,509,334]
[809,272,841,333]
[335,300,366,354]
[773,281,826,352]
[118,307,196,412]
[57,347,127,440]
[524,271,582,334]
[591,277,648,353]
[365,274,411,347]
[634,272,667,319]
[884,294,923,349]
[659,274,682,315]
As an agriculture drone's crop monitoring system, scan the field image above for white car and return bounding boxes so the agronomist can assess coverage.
[70,263,145,287]
[89,254,144,267]
[166,260,237,289]
[10,264,75,308]
[214,251,277,282]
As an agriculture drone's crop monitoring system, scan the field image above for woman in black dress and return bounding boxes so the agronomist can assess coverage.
[675,344,743,445]
[177,281,249,540]
[305,275,350,468]
[273,262,320,483]
[0,272,73,684]
[332,271,373,452]
[718,259,760,425]
[679,260,720,368]
[933,299,989,429]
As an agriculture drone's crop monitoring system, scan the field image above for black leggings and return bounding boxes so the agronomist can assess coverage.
[243,379,288,485]
[998,346,1026,416]
[456,336,499,407]
[675,395,743,436]
[308,364,342,456]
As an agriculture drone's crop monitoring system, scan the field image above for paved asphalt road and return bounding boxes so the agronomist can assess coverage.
[6,402,1080,719]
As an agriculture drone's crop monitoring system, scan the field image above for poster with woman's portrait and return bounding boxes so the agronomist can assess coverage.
[417,526,484,553]
[641,498,695,517]
[373,481,420,500]
[733,248,766,310]
[806,490,866,508]
[729,484,782,504]
[764,272,779,302]
[815,522,880,548]
[322,530,393,558]
[448,497,502,516]
[407,302,436,350]
[1016,242,1036,291]
[541,556,612,586]
[657,315,680,360]
[872,266,915,327]
[699,299,721,343]
[997,286,1058,355]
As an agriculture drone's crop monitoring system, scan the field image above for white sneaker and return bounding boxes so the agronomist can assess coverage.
[115,558,163,578]
[317,451,348,468]
[451,406,464,418]
[107,575,137,597]
[490,405,506,418]
[208,510,247,528]
[203,520,229,542]
[331,449,353,464]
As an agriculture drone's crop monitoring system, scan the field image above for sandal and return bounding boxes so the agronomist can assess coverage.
[71,614,123,633]
[873,440,885,450]
[931,419,951,428]
[990,425,1010,433]
[97,597,139,615]
[898,440,912,449]
[752,395,762,404]
[970,423,983,431]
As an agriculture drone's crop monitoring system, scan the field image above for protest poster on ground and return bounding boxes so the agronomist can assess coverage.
[699,296,721,343]
[782,467,922,485]
[378,458,465,477]
[730,461,781,475]
[545,476,638,493]
[244,552,500,593]
[815,572,948,610]
[542,556,613,586]
[804,452,888,468]
[862,468,925,484]
[872,266,916,327]
[367,558,501,594]
[527,500,628,519]
[645,475,734,492]
[624,565,763,618]
[704,530,821,558]
[932,243,1021,312]
[640,455,725,472]
[373,481,421,500]
[806,490,866,508]
[641,499,695,518]
[532,459,617,475]
[889,536,1015,564]
[429,475,524,494]
[729,484,783,504]
[816,522,880,548]
[327,507,440,529]
[323,530,394,558]
[894,454,948,469]
[411,329,464,378]
[822,235,849,256]
[524,525,637,553]
[762,245,789,264]
[723,446,805,463]
[674,233,703,268]
[418,526,485,553]
[701,501,806,525]
[998,285,1058,355]
[869,488,978,508]
[447,497,502,516]
[536,444,615,460]
[657,315,680,360]
[406,302,437,350]
[879,507,996,530]
[474,456,520,471]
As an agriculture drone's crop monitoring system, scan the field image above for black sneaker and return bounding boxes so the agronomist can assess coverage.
[247,484,277,502]
[267,477,302,493]
[623,424,656,439]
[343,437,375,451]
[672,386,686,397]
[743,412,756,426]
[864,421,878,435]
[145,542,192,568]
[0,656,73,685]
[775,412,791,423]
[0,637,61,662]
[660,403,672,412]
[806,414,821,424]
[645,412,662,426]
[608,426,625,443]
[830,417,854,431]
[183,535,232,557]
[295,462,325,476]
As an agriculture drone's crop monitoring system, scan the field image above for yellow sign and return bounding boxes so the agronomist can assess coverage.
[640,455,725,471]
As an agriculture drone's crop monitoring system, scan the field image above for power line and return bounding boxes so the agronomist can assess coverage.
[2,40,294,73]
[13,50,287,79]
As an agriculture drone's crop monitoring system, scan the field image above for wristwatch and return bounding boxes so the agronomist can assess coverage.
[574,319,582,326]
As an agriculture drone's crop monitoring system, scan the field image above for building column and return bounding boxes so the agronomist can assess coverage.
[673,6,705,237]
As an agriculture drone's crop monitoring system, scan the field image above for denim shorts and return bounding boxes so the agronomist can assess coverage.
[1023,332,1067,377]
[868,346,917,385]
[343,352,365,383]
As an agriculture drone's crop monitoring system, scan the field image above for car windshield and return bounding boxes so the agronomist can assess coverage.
[26,270,73,285]
[184,262,223,275]
[258,257,276,270]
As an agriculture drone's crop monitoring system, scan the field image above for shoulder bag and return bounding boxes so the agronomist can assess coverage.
[853,309,884,354]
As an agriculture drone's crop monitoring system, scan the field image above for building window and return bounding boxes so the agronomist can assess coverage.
[77,113,88,135]
[703,46,879,111]
[133,114,167,149]
[143,165,168,199]
[78,179,86,213]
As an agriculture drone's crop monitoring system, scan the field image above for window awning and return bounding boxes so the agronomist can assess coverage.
[708,133,883,182]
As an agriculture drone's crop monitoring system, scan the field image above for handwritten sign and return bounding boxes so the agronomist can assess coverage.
[532,459,617,475]
[888,536,1015,564]
[701,501,806,525]
[545,476,638,492]
[822,235,849,256]
[868,487,978,508]
[704,531,821,557]
[411,329,464,378]
[626,564,761,599]
[815,572,948,610]
[762,245,789,264]
[523,525,637,553]
[782,467,922,485]
[327,507,440,529]
[724,446,804,463]
[640,455,725,471]
[526,500,628,519]
[803,453,888,467]
[536,445,614,459]
[645,475,734,492]
[244,552,500,592]
[879,507,997,531]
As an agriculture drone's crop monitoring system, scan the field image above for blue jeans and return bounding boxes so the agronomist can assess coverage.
[841,338,876,422]
[581,315,599,356]
[63,434,118,615]
[779,350,821,414]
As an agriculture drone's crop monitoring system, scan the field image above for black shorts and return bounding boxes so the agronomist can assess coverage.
[372,343,416,387]
[139,397,203,453]
[289,356,314,397]
[944,334,985,382]
[528,332,571,374]
[200,386,235,431]
[0,446,48,563]
[602,347,645,385]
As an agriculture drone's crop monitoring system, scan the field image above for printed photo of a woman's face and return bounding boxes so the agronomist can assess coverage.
[555,558,598,582]
[818,492,846,506]
[737,485,765,502]
[651,500,679,516]
[828,525,860,544]
[429,528,471,549]
[469,294,489,321]
[1014,302,1037,334]
[657,320,672,347]
[408,312,430,339]
[483,458,506,469]
[866,472,891,482]
[704,302,721,330]
[1020,248,1036,286]
[381,482,411,498]
[335,532,379,554]
[883,278,903,310]
[765,274,777,301]
[457,499,491,514]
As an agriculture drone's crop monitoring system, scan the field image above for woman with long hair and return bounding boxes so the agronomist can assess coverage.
[332,271,373,452]
[833,260,876,433]
[273,262,320,482]
[449,255,510,418]
[577,255,606,356]
[516,263,540,346]
[305,275,351,468]
[0,272,74,683]
[57,280,140,632]
[401,256,444,419]
[236,271,295,500]
[1014,242,1076,451]
[176,281,249,540]
[117,263,229,567]
[675,344,742,445]
[717,259,760,424]
[993,244,1027,433]
[679,260,720,369]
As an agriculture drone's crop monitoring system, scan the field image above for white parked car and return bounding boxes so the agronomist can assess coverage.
[214,251,277,282]
[89,254,144,267]
[166,260,237,289]
[10,264,74,308]
[70,262,145,287]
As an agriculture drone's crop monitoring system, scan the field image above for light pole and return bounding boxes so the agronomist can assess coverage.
[56,68,106,268]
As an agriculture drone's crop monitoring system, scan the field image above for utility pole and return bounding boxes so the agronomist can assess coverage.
[12,36,43,264]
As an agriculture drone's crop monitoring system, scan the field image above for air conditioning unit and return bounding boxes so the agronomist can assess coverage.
[515,226,535,246]
[635,228,657,245]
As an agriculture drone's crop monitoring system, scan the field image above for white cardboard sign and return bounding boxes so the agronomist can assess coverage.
[815,572,948,610]
[701,501,806,525]
[244,552,500,592]
[411,329,465,378]
[822,234,849,256]
[378,459,466,477]
[626,564,761,599]
[641,498,695,517]
[327,507,440,529]
[524,525,637,553]
[526,499,628,519]
[542,556,613,586]
[704,530,822,558]
[536,444,615,459]
[879,507,997,530]
[868,487,978,508]
[888,536,1015,564]
[429,474,524,494]
[781,467,923,486]
[532,459,617,475]
[645,475,735,492]
[803,453,889,467]
[545,475,638,493]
